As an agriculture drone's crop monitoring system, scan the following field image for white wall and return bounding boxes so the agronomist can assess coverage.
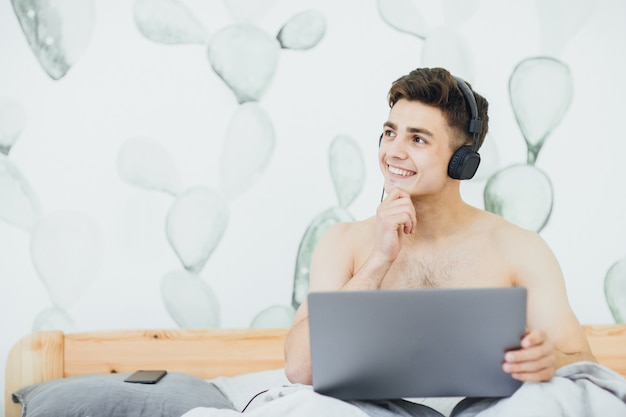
[1,0,625,412]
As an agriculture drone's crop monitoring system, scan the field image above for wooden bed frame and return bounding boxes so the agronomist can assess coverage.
[5,325,626,417]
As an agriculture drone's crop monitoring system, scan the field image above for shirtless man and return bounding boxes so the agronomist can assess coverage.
[284,67,596,387]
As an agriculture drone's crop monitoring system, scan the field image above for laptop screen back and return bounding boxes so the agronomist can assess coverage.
[308,287,527,400]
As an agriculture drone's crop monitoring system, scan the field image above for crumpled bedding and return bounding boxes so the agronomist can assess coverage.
[182,362,626,417]
[451,361,626,417]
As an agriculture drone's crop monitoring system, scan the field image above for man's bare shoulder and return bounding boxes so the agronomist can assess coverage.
[325,216,375,237]
[308,217,376,291]
[478,209,558,277]
[316,217,375,259]
[478,209,544,245]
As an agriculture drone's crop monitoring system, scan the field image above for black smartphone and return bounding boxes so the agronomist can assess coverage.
[124,370,167,384]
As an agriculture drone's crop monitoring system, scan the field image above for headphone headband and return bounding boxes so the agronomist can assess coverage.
[454,76,482,152]
[447,76,482,180]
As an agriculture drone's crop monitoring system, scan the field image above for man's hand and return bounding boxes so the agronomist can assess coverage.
[503,329,556,382]
[374,187,416,262]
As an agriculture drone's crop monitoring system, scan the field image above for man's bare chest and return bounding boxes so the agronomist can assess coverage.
[378,249,509,289]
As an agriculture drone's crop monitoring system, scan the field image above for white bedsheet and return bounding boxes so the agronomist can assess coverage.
[183,385,370,417]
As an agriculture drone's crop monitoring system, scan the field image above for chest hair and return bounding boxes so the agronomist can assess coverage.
[382,251,471,289]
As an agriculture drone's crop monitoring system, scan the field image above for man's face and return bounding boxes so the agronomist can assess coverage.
[379,99,456,197]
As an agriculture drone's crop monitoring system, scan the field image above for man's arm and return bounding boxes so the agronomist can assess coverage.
[283,222,393,384]
[502,230,596,382]
[284,188,416,384]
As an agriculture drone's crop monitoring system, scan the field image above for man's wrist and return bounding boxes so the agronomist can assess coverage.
[343,254,394,290]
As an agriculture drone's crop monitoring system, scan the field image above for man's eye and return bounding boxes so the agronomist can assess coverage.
[413,136,425,144]
[385,130,395,137]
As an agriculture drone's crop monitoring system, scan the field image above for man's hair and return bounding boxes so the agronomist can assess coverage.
[387,67,489,150]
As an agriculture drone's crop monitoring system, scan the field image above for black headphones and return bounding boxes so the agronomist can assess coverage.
[447,76,482,180]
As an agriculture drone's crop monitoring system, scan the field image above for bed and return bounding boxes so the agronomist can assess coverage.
[5,325,626,417]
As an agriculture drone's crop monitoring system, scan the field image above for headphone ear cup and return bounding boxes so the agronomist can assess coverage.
[448,146,481,180]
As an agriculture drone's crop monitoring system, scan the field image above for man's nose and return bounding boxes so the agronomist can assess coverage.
[386,136,408,157]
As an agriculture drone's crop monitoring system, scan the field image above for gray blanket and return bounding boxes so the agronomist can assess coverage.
[343,362,626,416]
[448,361,626,417]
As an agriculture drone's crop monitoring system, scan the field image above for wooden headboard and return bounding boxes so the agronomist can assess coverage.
[5,325,626,417]
[5,328,287,417]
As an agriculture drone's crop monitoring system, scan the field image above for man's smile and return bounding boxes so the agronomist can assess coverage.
[388,165,416,177]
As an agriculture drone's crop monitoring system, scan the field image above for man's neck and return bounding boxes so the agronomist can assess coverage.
[409,189,473,241]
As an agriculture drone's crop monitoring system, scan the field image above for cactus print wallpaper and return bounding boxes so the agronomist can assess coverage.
[1,0,625,412]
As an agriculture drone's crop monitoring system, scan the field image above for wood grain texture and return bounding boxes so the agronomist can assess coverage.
[584,324,626,377]
[5,331,64,417]
[63,328,287,378]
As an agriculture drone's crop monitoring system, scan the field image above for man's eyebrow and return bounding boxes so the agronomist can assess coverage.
[384,121,434,137]
[407,126,434,137]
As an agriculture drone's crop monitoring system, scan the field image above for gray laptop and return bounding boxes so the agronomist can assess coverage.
[308,287,527,400]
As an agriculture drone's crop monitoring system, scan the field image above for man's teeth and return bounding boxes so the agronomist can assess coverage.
[388,166,415,176]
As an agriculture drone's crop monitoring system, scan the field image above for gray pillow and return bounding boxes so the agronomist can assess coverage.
[12,372,234,417]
